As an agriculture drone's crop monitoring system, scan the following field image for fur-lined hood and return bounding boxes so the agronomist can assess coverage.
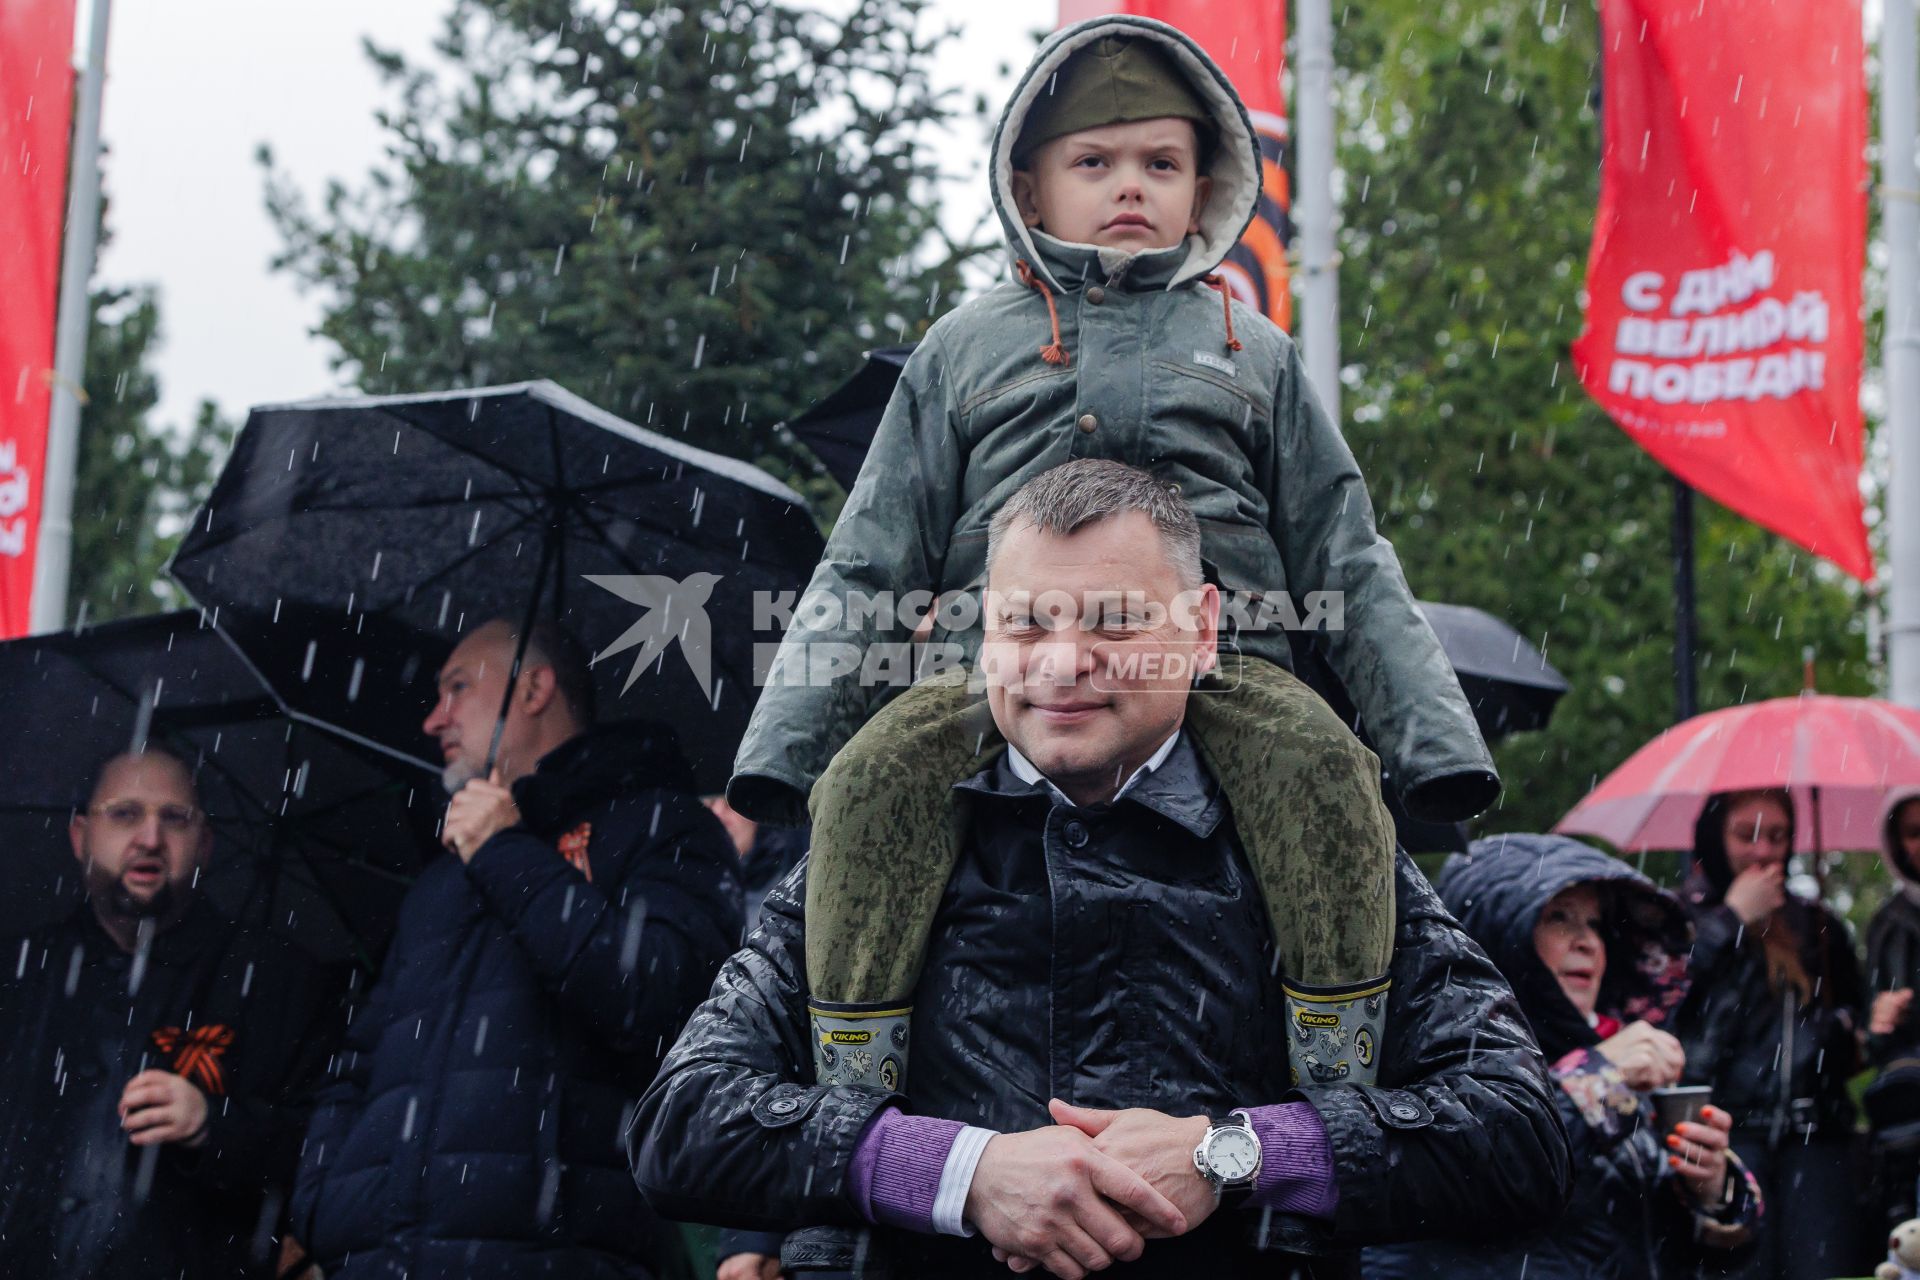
[989,16,1261,292]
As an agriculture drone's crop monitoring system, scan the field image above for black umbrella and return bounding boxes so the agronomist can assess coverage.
[168,381,824,794]
[1288,604,1567,854]
[787,345,914,489]
[0,612,434,964]
[1415,601,1568,740]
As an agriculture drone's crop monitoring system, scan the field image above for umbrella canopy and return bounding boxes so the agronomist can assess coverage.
[787,345,914,489]
[0,612,434,962]
[1415,601,1567,739]
[1555,693,1920,852]
[168,381,825,794]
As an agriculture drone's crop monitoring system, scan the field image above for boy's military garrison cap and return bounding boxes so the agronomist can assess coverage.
[1013,35,1214,164]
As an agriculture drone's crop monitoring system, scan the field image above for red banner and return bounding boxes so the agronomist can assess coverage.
[1058,0,1292,329]
[1572,0,1870,580]
[0,0,77,636]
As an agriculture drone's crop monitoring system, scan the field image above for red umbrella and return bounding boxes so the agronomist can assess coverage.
[1555,693,1920,853]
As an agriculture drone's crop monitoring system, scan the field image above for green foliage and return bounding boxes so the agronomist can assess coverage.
[260,0,985,499]
[1333,1,1873,839]
[69,284,232,624]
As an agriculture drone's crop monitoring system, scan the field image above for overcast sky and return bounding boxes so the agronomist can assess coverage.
[92,0,1035,432]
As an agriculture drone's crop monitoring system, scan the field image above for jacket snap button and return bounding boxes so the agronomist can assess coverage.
[770,1097,799,1115]
[1077,414,1098,434]
[1063,819,1090,848]
[1086,286,1106,305]
[1389,1102,1419,1121]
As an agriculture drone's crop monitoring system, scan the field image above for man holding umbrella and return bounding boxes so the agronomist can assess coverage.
[0,747,345,1279]
[291,618,743,1280]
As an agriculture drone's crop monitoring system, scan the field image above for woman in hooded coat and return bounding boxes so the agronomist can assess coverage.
[1861,789,1920,1228]
[1673,789,1869,1279]
[1867,789,1920,1049]
[1366,833,1759,1279]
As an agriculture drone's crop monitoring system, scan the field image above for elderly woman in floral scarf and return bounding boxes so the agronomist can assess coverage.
[1367,834,1760,1280]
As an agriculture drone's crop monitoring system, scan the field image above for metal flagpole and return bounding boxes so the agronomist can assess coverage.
[1297,0,1339,422]
[1888,0,1920,707]
[1672,478,1697,721]
[28,0,112,634]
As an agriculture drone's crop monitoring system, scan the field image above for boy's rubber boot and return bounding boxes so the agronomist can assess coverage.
[1185,654,1398,1086]
[803,656,1397,1089]
[803,667,1000,1094]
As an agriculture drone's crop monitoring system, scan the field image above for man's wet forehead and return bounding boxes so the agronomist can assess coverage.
[92,754,198,805]
[438,634,507,686]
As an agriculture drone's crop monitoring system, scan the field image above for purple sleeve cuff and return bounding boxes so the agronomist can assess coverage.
[850,1108,965,1233]
[1243,1102,1339,1218]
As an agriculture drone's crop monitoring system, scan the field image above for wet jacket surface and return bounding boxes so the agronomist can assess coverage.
[634,738,1568,1278]
[291,724,742,1280]
[1672,802,1865,1139]
[730,14,1495,829]
[0,899,343,1279]
[1368,833,1756,1280]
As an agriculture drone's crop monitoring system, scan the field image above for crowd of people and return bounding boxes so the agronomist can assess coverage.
[7,464,1920,1280]
[6,12,1920,1280]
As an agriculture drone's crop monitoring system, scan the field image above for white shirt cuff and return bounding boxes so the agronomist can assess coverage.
[931,1125,997,1236]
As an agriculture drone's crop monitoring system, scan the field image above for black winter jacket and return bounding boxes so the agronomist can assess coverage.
[290,724,742,1280]
[0,900,343,1279]
[631,738,1568,1278]
[1368,834,1757,1280]
[1673,798,1864,1139]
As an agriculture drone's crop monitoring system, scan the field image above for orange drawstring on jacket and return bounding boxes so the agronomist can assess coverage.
[1201,274,1245,354]
[1015,260,1071,366]
[1017,260,1241,365]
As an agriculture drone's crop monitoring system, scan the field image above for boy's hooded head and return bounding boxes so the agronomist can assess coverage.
[992,18,1261,291]
[1010,36,1216,252]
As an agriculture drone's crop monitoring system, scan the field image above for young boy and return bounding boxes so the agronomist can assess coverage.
[732,17,1496,1095]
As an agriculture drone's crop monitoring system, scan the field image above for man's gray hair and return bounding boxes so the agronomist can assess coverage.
[985,459,1204,587]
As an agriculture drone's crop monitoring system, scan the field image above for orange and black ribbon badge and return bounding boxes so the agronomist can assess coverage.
[558,821,593,882]
[150,1024,235,1096]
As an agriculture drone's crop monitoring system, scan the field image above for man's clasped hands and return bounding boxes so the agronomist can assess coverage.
[966,1100,1219,1280]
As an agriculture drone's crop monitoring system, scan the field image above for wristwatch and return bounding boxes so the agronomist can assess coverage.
[1192,1111,1262,1200]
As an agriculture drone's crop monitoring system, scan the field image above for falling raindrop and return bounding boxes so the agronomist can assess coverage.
[619,898,649,975]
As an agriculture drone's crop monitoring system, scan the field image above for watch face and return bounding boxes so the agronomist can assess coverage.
[1206,1127,1260,1181]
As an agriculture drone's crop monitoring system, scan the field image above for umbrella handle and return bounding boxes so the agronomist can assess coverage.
[482,529,559,778]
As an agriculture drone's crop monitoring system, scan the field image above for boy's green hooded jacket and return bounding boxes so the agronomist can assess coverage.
[731,15,1496,826]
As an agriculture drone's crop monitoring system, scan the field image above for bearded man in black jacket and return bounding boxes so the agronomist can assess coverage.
[0,747,344,1279]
